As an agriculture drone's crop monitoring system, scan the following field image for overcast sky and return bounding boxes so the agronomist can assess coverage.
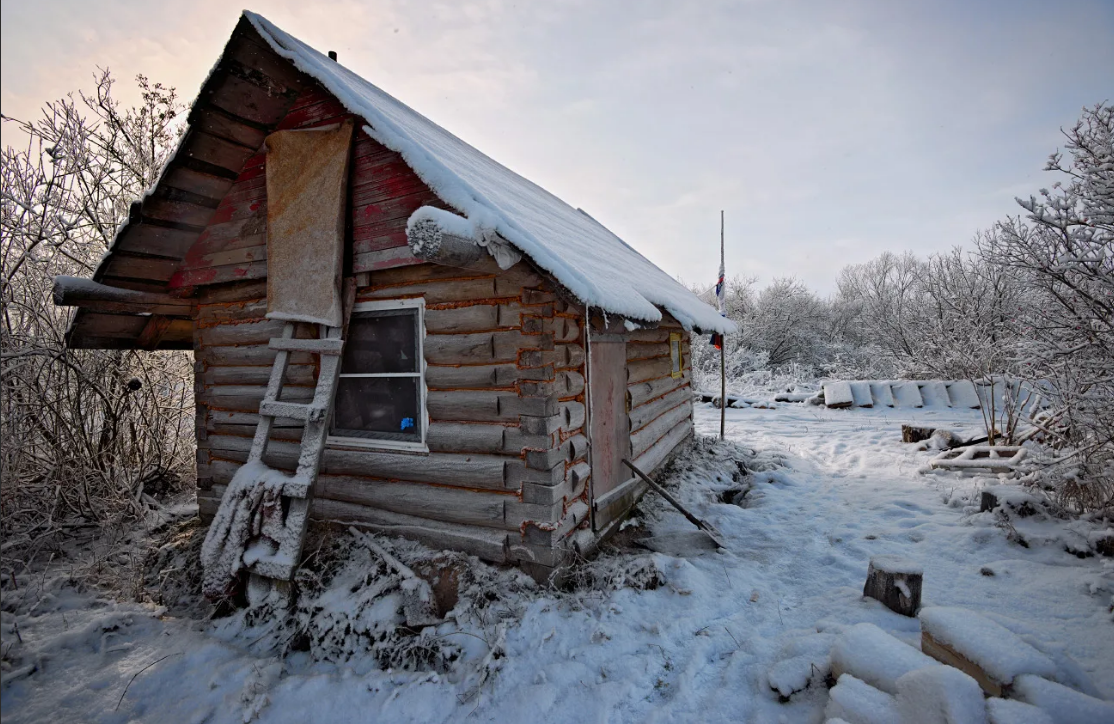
[3,0,1111,294]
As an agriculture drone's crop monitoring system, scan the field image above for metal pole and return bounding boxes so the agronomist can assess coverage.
[720,210,726,441]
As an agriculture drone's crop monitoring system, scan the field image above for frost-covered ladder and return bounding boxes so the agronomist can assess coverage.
[244,322,345,581]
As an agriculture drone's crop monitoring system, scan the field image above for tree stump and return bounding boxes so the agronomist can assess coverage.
[901,425,936,444]
[980,489,999,513]
[863,555,922,617]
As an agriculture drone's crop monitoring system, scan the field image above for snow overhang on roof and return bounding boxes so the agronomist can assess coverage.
[62,11,735,348]
[244,12,734,335]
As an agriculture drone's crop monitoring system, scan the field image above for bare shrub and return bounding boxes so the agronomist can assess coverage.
[1,71,194,573]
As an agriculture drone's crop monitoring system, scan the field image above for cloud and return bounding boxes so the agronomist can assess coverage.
[3,0,1110,294]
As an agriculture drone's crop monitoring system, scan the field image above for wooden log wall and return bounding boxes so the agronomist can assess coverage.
[194,259,589,567]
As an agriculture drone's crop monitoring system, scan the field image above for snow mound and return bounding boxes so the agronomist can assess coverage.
[831,623,937,694]
[986,698,1054,724]
[825,673,902,724]
[869,554,923,576]
[766,631,835,699]
[918,607,1058,686]
[242,12,733,334]
[894,665,987,724]
[1011,674,1114,724]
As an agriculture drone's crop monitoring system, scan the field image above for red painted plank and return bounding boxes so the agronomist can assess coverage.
[353,190,437,229]
[170,259,267,288]
[353,247,424,273]
[204,195,266,227]
[354,227,408,255]
[287,85,334,111]
[276,99,350,130]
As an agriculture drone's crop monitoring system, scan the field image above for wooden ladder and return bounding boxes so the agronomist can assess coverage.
[243,321,345,582]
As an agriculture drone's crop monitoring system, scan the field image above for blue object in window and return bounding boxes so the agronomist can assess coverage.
[400,417,415,431]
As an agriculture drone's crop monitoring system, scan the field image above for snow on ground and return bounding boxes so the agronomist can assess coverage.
[3,403,1112,723]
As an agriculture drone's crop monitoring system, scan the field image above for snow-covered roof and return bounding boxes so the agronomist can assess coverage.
[246,12,734,334]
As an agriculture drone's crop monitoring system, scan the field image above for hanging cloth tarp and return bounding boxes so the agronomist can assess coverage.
[264,119,354,327]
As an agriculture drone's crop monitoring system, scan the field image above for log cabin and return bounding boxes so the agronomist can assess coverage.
[54,11,736,584]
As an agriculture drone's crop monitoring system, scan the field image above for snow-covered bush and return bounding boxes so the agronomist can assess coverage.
[1,72,195,571]
[979,103,1114,513]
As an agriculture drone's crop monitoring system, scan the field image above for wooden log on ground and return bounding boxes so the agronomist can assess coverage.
[891,381,924,408]
[863,555,922,617]
[920,631,1003,697]
[869,381,896,408]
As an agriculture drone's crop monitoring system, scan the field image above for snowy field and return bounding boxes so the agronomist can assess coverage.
[3,403,1112,723]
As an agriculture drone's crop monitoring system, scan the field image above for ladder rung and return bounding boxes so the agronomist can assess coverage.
[259,399,328,422]
[269,337,345,354]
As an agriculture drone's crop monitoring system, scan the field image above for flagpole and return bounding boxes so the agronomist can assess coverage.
[719,210,726,441]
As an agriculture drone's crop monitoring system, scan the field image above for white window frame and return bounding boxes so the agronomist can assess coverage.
[327,298,428,453]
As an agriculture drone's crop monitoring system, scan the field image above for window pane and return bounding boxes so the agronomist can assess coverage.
[341,309,419,374]
[332,377,421,440]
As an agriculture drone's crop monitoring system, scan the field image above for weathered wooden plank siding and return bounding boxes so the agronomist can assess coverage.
[170,83,456,290]
[626,317,694,467]
[194,258,581,563]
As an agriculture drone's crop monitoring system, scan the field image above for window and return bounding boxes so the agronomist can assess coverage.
[670,332,683,379]
[329,299,426,451]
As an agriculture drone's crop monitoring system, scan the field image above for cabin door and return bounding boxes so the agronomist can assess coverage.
[588,337,631,531]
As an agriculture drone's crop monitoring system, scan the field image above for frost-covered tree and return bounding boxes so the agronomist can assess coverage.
[1,71,194,567]
[979,103,1114,512]
[835,251,926,375]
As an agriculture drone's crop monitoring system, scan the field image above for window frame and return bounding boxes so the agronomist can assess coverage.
[670,332,683,379]
[327,298,428,453]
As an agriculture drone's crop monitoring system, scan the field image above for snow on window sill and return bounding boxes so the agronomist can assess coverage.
[326,435,429,455]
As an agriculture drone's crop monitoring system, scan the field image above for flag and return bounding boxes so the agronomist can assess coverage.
[710,216,726,349]
[715,259,726,315]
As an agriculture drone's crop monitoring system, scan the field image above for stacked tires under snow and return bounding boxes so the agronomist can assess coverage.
[820,380,983,410]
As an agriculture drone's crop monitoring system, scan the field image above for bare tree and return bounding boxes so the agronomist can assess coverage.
[979,103,1114,512]
[1,71,194,570]
[835,251,927,374]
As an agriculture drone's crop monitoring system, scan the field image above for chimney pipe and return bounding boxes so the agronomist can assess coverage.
[328,50,338,61]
